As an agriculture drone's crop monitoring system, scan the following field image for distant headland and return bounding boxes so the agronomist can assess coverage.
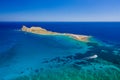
[21,26,91,42]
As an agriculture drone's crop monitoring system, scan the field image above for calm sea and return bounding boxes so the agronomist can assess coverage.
[0,22,120,43]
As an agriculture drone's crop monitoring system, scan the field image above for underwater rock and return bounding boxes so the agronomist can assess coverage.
[34,69,39,73]
[86,42,120,65]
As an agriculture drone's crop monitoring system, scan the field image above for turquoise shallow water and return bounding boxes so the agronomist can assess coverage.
[0,30,90,79]
[0,30,120,80]
[0,22,120,80]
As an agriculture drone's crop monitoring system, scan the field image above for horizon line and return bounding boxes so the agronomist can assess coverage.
[0,21,120,22]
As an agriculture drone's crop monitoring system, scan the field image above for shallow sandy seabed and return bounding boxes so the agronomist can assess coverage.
[0,26,120,80]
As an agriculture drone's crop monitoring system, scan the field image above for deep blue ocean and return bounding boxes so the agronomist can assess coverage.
[0,22,120,43]
[0,22,120,80]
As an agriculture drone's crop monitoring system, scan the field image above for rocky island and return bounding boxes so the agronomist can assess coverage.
[21,26,91,42]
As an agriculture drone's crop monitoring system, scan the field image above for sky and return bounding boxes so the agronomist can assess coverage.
[0,0,120,21]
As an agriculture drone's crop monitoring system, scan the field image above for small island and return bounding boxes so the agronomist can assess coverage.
[21,26,91,42]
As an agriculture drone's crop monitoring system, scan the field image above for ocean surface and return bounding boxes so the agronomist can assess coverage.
[1,22,120,42]
[0,22,120,80]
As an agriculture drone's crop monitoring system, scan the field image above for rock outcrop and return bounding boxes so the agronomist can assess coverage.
[21,25,91,42]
